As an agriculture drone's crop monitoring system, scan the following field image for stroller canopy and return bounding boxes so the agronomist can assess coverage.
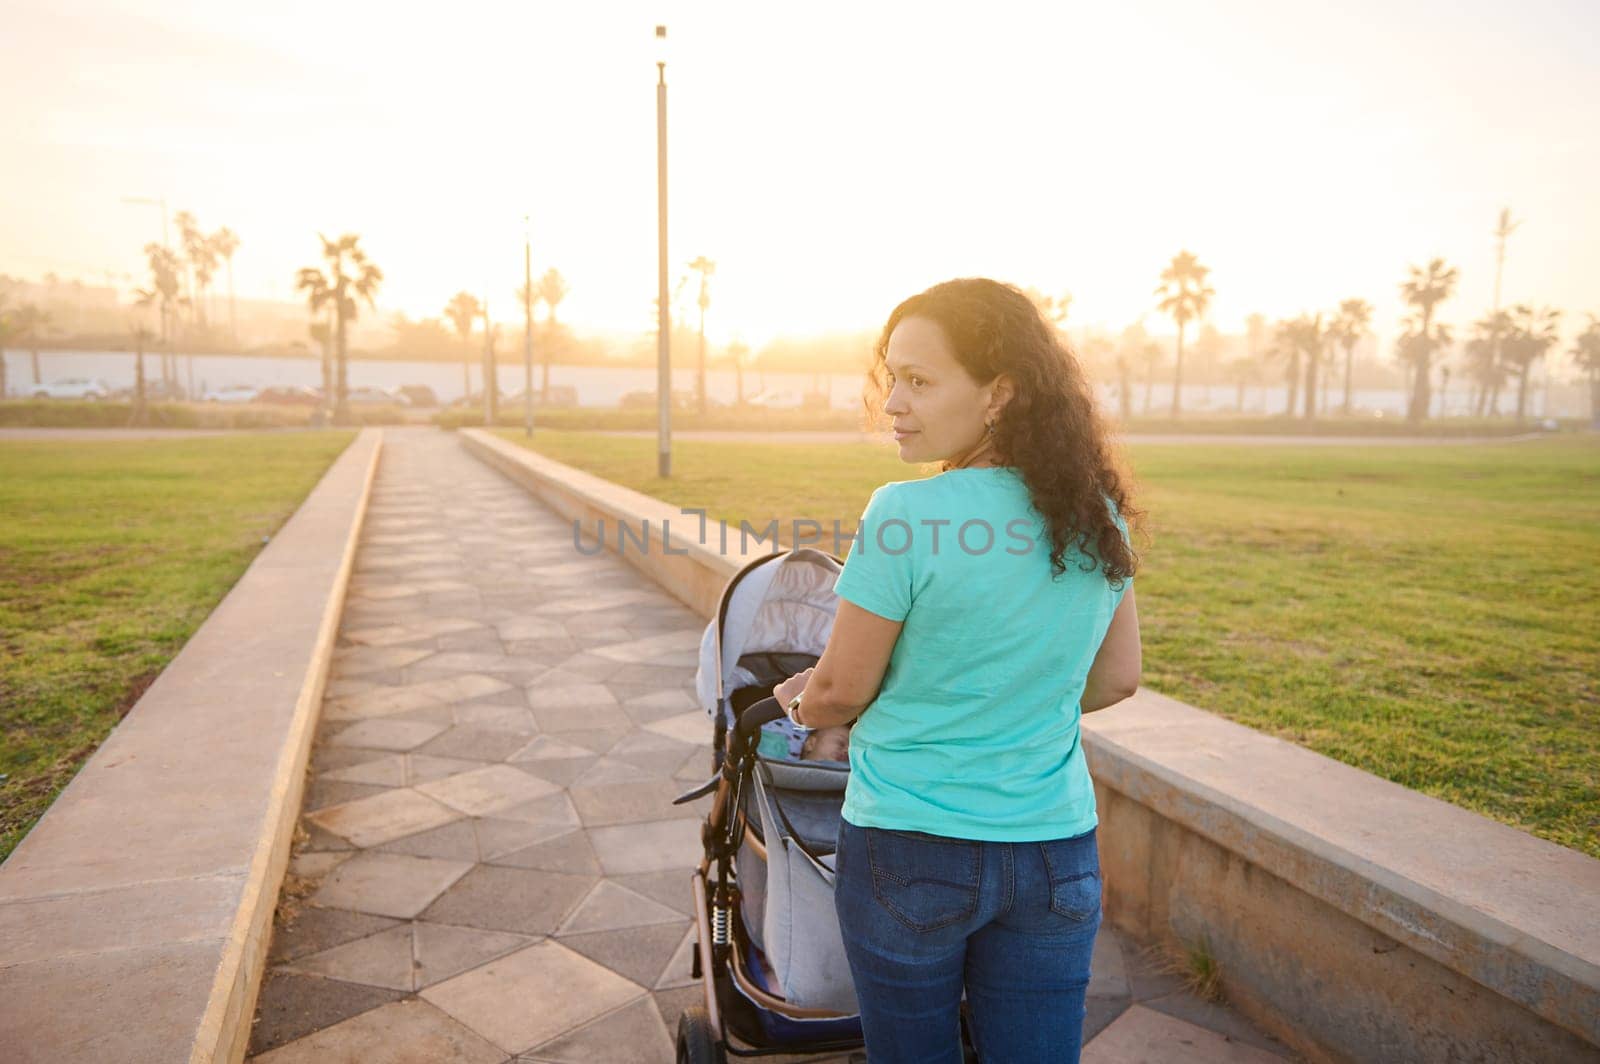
[695,548,843,718]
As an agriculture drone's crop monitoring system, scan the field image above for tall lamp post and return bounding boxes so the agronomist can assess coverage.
[655,24,672,478]
[523,216,535,437]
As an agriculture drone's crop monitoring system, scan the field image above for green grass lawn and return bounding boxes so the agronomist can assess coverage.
[494,428,1600,857]
[0,431,356,860]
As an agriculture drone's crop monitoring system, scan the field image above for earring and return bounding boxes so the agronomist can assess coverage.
[985,420,996,435]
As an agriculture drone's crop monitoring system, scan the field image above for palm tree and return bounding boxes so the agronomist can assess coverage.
[688,256,716,415]
[1568,314,1600,429]
[1463,313,1511,418]
[12,303,49,388]
[444,292,482,400]
[1396,315,1453,416]
[173,210,202,330]
[130,289,160,422]
[1139,341,1163,415]
[1154,250,1214,418]
[296,234,382,423]
[536,269,569,404]
[1503,304,1562,425]
[140,243,182,390]
[1398,258,1459,422]
[308,320,333,406]
[1282,314,1326,420]
[1223,356,1261,412]
[726,339,750,406]
[295,269,333,411]
[1267,319,1301,415]
[1327,299,1372,416]
[211,227,240,347]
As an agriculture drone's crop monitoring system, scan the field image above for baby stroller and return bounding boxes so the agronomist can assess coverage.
[672,547,861,1061]
[672,548,980,1062]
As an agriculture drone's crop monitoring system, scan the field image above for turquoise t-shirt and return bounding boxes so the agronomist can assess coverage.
[831,467,1130,842]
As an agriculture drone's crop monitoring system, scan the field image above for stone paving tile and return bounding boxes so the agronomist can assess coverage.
[420,864,596,936]
[489,828,601,875]
[642,710,714,747]
[304,779,389,812]
[472,811,579,859]
[310,744,393,773]
[417,764,563,817]
[406,753,494,785]
[1142,989,1298,1058]
[253,998,505,1063]
[307,788,461,848]
[654,923,699,990]
[311,852,473,919]
[512,757,599,788]
[556,879,687,934]
[1082,1004,1291,1062]
[614,869,698,918]
[569,778,707,828]
[328,718,448,751]
[587,818,703,875]
[320,754,408,786]
[374,819,482,862]
[414,921,535,989]
[414,723,535,762]
[248,970,405,1056]
[282,924,416,991]
[421,939,644,1055]
[268,909,402,965]
[556,922,689,989]
[520,994,674,1064]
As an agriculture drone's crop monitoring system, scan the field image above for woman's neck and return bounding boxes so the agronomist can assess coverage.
[945,437,1005,470]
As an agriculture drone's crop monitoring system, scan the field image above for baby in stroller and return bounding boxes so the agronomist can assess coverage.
[799,722,850,763]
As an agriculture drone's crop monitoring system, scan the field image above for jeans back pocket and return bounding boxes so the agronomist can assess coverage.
[865,828,981,932]
[1037,833,1102,923]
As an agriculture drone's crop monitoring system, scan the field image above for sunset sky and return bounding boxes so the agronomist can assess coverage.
[2,0,1596,352]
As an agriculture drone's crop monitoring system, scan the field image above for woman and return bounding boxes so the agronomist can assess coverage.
[772,277,1143,1062]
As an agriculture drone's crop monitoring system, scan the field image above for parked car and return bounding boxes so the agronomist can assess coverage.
[204,384,260,403]
[395,384,439,408]
[500,385,581,408]
[109,379,187,402]
[255,386,322,407]
[619,389,697,410]
[745,388,805,410]
[345,386,410,407]
[30,378,110,400]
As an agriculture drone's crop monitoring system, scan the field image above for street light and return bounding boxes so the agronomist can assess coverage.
[523,215,535,438]
[655,23,672,478]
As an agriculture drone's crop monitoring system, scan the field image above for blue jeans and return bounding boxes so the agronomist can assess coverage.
[833,819,1101,1063]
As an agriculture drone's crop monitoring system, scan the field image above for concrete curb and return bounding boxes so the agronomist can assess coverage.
[460,428,1600,1063]
[0,428,383,1064]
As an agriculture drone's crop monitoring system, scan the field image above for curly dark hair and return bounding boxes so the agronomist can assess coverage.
[862,277,1143,588]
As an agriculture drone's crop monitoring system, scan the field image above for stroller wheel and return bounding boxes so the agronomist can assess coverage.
[676,1006,724,1064]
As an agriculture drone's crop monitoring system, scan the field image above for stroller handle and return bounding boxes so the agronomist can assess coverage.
[734,695,789,743]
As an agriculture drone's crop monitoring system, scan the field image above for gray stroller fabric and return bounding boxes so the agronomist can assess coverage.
[750,761,859,1015]
[738,759,848,957]
[696,549,842,722]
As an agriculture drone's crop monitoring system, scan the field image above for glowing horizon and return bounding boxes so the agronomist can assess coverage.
[2,0,1596,355]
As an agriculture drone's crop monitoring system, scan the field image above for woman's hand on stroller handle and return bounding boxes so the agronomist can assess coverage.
[772,666,814,710]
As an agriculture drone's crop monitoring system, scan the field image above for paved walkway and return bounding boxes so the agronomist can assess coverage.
[249,427,1298,1063]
